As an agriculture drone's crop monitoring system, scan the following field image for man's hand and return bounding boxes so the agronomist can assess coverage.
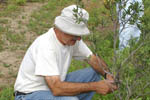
[106,73,115,82]
[95,80,118,95]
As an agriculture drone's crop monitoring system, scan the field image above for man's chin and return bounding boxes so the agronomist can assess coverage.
[68,43,76,46]
[67,41,76,46]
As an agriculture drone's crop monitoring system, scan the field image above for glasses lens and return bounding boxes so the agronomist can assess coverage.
[72,36,81,40]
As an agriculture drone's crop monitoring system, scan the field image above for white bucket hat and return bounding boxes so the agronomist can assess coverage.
[54,5,90,36]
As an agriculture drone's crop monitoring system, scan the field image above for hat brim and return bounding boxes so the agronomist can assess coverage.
[54,16,90,36]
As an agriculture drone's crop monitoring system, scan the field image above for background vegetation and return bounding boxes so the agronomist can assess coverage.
[0,0,150,100]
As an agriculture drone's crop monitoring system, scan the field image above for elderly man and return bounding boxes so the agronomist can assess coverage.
[14,5,117,100]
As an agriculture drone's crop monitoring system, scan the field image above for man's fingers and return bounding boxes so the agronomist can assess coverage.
[106,74,115,81]
[110,84,118,90]
[106,80,114,83]
[105,80,118,91]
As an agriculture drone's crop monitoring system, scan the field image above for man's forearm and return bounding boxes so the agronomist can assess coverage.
[46,80,97,96]
[94,56,110,76]
[88,54,110,77]
[45,75,117,96]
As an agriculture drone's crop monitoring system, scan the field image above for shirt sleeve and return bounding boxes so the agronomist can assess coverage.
[72,39,93,61]
[34,42,60,76]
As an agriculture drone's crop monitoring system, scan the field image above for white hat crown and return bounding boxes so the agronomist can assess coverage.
[54,5,90,36]
[61,5,89,24]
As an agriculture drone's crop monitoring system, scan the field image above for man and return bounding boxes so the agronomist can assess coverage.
[104,0,144,50]
[117,0,144,50]
[14,5,117,100]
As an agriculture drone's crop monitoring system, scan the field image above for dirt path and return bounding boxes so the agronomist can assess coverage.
[0,2,46,87]
[10,2,46,41]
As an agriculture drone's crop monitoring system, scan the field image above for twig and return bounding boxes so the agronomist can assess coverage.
[126,74,134,100]
[121,42,144,66]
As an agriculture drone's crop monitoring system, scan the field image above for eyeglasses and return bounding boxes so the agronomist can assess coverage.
[72,36,81,40]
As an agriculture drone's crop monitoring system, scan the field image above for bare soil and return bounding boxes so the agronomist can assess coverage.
[0,2,46,87]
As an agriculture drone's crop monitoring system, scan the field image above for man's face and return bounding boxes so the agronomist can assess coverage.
[61,33,81,46]
[54,27,81,46]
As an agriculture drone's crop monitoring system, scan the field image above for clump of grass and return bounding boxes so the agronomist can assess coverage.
[26,0,45,2]
[3,63,11,68]
[6,4,18,11]
[0,86,14,100]
[0,37,3,51]
[0,3,20,17]
[15,0,26,6]
[0,26,5,51]
[8,67,14,76]
[0,19,9,24]
[0,44,3,51]
[0,26,6,33]
[6,32,25,43]
[21,15,26,19]
[0,71,4,78]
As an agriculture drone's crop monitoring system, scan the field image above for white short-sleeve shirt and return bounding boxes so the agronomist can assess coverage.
[14,28,92,93]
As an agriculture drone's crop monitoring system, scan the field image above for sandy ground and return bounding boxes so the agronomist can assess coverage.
[0,2,45,87]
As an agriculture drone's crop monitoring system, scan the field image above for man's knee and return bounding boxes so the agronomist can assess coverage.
[86,67,101,81]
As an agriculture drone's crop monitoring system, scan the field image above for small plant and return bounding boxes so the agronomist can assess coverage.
[3,63,11,68]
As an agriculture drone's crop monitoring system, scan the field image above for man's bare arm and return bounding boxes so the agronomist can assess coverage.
[87,54,110,77]
[45,76,117,96]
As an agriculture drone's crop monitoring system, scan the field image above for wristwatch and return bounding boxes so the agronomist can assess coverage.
[104,71,112,79]
[104,72,107,79]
